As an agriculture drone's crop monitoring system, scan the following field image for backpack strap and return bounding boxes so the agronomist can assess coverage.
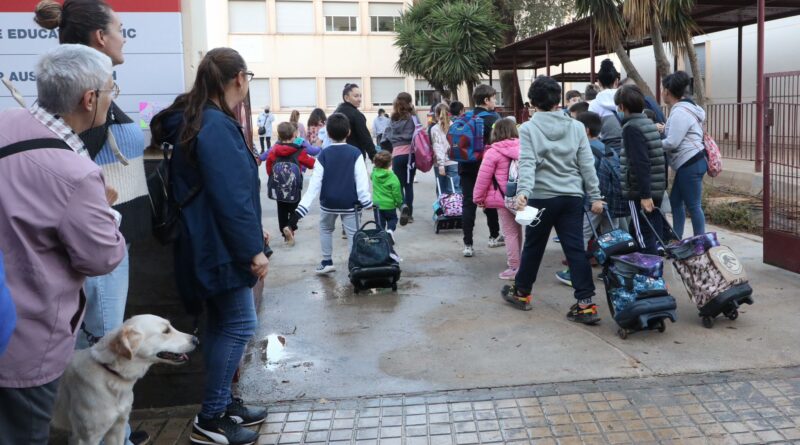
[0,138,72,160]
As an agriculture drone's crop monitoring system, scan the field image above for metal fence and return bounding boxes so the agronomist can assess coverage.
[705,103,758,161]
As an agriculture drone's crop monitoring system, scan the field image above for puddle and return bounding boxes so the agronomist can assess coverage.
[258,334,289,370]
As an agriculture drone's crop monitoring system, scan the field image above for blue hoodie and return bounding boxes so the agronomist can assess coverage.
[159,104,264,310]
[0,251,15,357]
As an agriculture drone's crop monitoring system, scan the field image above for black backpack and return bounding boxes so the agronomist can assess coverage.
[147,142,202,245]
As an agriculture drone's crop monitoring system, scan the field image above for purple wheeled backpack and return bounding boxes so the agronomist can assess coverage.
[586,210,677,339]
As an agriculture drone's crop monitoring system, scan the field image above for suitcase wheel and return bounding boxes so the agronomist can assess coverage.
[617,328,629,340]
[392,283,397,291]
[725,309,739,321]
[656,319,666,333]
[702,316,714,329]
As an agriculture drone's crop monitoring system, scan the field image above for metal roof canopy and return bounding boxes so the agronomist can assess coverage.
[491,0,800,71]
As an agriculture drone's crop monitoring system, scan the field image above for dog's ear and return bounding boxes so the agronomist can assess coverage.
[109,326,143,360]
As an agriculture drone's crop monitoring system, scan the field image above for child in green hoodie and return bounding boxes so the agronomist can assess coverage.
[371,151,403,235]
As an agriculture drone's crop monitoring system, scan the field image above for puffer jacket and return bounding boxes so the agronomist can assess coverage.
[473,138,520,209]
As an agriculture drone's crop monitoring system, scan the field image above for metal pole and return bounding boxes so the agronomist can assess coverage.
[546,40,551,76]
[673,54,678,72]
[590,20,596,84]
[513,57,519,121]
[737,25,743,153]
[756,0,765,173]
[561,63,566,106]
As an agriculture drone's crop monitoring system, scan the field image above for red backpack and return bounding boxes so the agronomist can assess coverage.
[411,116,434,172]
[686,108,722,177]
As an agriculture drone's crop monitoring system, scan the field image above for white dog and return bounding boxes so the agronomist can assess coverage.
[51,315,198,445]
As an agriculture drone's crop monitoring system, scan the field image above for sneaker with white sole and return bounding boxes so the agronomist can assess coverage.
[463,244,474,257]
[226,397,267,426]
[399,204,411,226]
[488,236,505,248]
[315,260,335,275]
[191,414,258,445]
[498,268,517,280]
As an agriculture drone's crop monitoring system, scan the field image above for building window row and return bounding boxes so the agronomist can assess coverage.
[250,77,434,110]
[229,1,403,35]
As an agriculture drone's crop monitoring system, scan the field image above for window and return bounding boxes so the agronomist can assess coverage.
[279,78,317,108]
[326,78,360,108]
[228,0,267,33]
[684,43,706,95]
[371,77,404,106]
[324,2,359,32]
[369,3,402,32]
[249,78,271,110]
[276,1,314,34]
[414,79,436,107]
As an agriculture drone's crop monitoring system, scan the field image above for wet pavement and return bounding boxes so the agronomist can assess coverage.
[240,169,800,404]
[132,366,800,444]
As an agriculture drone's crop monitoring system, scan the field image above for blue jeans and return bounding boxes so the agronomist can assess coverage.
[515,196,595,301]
[435,164,462,195]
[78,246,132,444]
[201,286,258,418]
[375,208,398,232]
[670,156,707,239]
[392,154,416,215]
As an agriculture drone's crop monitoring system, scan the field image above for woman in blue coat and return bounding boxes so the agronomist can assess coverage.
[150,48,269,445]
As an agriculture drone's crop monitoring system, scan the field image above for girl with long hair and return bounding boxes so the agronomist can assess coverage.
[306,108,327,148]
[430,101,461,194]
[380,92,417,225]
[149,48,268,445]
[289,109,306,139]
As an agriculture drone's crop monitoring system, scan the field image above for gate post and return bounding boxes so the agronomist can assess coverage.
[755,0,765,173]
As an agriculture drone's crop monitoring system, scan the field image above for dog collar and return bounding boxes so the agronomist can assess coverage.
[99,362,135,382]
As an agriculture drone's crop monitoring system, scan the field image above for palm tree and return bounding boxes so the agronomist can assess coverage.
[623,0,672,78]
[395,0,507,106]
[662,0,706,105]
[574,0,654,96]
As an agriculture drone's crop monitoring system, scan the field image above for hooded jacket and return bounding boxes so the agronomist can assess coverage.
[473,138,520,209]
[371,168,403,211]
[266,142,316,175]
[160,105,264,307]
[589,89,623,155]
[517,111,601,202]
[663,99,706,170]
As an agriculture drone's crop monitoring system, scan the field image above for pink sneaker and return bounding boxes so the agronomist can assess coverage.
[498,268,517,280]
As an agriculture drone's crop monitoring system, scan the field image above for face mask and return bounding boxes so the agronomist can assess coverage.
[616,111,625,121]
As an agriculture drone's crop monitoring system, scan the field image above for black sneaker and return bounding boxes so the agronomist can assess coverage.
[567,303,601,325]
[399,204,411,226]
[129,430,150,445]
[226,397,268,426]
[191,414,258,445]
[501,285,532,311]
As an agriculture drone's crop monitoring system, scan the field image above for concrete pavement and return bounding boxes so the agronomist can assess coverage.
[239,168,800,404]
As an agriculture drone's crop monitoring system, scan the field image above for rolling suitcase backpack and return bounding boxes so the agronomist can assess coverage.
[348,208,401,293]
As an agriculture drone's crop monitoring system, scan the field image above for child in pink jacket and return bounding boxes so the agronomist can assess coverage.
[473,118,522,280]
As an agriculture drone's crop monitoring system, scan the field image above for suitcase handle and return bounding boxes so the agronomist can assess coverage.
[637,207,681,251]
[583,205,615,241]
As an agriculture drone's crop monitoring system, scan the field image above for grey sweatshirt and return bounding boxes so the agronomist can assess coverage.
[517,111,602,202]
[663,100,706,170]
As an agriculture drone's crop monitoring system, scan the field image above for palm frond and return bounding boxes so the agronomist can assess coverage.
[574,0,625,50]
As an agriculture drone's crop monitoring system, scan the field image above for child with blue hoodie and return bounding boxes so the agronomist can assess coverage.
[290,113,373,274]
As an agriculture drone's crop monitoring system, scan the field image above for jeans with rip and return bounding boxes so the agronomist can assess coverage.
[200,286,257,418]
[392,154,416,216]
[670,157,707,238]
[514,196,595,301]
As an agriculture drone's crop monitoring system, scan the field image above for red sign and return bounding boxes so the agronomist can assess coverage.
[0,0,181,13]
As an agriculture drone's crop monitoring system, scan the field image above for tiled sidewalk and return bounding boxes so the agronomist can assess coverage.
[132,367,800,445]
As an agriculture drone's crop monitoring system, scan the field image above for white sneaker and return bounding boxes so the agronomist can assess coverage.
[463,245,474,257]
[315,261,336,275]
[488,236,505,248]
[386,229,395,244]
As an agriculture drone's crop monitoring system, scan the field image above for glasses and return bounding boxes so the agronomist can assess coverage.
[243,71,255,81]
[96,82,120,99]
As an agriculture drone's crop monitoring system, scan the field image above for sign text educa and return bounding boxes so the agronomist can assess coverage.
[0,28,136,40]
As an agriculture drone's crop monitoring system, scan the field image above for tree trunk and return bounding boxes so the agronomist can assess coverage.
[467,82,475,108]
[613,40,655,97]
[684,36,706,106]
[650,15,672,78]
[499,70,521,114]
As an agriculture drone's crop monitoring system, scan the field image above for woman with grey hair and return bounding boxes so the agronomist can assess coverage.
[0,44,126,445]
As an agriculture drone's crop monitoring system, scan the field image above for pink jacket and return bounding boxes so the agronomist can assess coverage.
[473,138,521,209]
[0,109,126,388]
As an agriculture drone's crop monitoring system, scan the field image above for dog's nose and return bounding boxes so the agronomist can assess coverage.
[191,336,200,346]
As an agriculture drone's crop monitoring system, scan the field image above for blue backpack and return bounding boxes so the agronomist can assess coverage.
[267,150,303,203]
[447,111,496,163]
[0,251,15,357]
[591,143,626,218]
